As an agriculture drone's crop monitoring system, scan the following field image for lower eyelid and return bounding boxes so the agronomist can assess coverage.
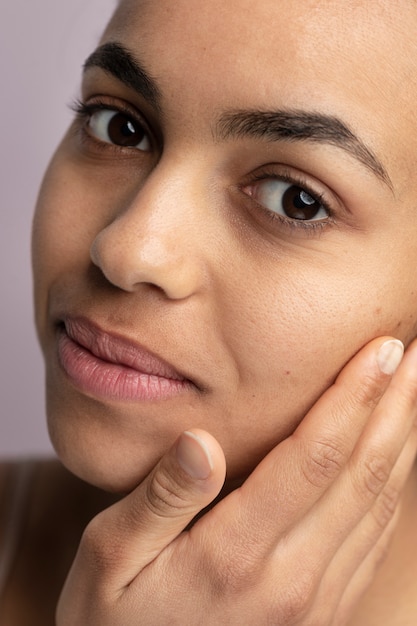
[262,204,335,234]
[72,118,140,159]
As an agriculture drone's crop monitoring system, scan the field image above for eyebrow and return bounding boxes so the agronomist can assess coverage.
[83,42,392,191]
[83,42,162,112]
[217,110,393,190]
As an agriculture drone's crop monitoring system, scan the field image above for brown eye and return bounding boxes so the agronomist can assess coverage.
[251,179,329,222]
[281,187,323,220]
[88,109,151,151]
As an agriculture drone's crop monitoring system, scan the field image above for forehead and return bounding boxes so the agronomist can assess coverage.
[109,0,415,66]
[101,0,417,188]
[104,1,416,110]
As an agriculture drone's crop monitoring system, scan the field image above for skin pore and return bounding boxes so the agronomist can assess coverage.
[16,0,417,623]
[33,0,417,492]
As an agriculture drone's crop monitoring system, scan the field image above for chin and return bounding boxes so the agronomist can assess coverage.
[57,444,161,494]
[47,418,174,494]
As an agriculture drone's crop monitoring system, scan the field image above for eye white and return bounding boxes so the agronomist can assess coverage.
[88,109,151,151]
[255,179,329,221]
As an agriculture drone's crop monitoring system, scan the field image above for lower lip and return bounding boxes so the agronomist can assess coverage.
[57,329,189,402]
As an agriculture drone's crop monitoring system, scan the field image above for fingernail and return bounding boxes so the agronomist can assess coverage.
[176,431,213,480]
[377,339,404,375]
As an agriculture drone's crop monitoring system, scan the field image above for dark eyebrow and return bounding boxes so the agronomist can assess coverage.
[83,44,392,191]
[83,42,161,112]
[217,110,393,190]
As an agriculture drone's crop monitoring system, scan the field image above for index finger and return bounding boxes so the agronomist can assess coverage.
[207,336,415,559]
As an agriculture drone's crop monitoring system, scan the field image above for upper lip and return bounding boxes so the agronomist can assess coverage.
[62,316,188,382]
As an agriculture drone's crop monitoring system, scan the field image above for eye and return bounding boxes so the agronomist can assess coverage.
[250,179,329,222]
[88,108,151,151]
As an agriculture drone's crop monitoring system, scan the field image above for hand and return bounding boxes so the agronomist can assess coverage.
[56,337,417,625]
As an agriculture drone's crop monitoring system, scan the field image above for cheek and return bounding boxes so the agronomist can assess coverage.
[32,151,112,332]
[221,258,417,442]
[33,170,95,269]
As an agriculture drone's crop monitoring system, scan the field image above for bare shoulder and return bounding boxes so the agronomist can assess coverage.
[0,458,114,625]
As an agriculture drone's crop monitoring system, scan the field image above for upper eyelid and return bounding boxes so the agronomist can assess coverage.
[240,181,334,235]
[247,168,335,215]
[73,96,148,125]
[243,184,338,237]
[72,96,158,150]
[79,80,164,134]
[73,98,341,219]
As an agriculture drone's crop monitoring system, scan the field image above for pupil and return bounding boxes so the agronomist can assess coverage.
[108,113,145,146]
[282,186,321,220]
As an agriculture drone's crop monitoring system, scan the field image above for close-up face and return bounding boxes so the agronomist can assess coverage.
[32,0,417,492]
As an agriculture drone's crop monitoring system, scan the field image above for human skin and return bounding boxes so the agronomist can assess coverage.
[30,0,417,623]
[32,0,417,494]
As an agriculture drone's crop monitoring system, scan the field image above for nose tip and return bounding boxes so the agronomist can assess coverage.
[90,219,202,300]
[89,158,213,300]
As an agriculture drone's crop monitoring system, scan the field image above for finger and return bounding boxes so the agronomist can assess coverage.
[279,338,417,574]
[322,424,417,620]
[291,336,406,492]
[215,337,406,560]
[74,429,226,589]
[246,348,417,625]
[316,509,401,626]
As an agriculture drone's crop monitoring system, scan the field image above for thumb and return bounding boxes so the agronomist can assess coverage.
[76,429,226,588]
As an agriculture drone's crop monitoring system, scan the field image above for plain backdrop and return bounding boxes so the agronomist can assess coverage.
[0,0,116,456]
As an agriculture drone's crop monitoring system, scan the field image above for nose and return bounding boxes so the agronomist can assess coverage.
[90,164,207,299]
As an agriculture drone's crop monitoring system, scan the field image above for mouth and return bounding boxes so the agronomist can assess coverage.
[56,316,195,402]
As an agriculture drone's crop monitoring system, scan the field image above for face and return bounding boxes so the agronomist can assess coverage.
[33,0,417,492]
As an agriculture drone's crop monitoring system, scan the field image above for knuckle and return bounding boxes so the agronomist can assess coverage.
[356,452,392,499]
[145,470,191,518]
[301,438,345,488]
[78,514,121,575]
[346,370,386,411]
[207,538,317,623]
[370,481,400,531]
[79,515,104,559]
[206,523,265,597]
[210,545,260,596]
[273,576,316,624]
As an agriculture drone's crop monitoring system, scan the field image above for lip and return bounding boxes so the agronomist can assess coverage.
[56,316,193,402]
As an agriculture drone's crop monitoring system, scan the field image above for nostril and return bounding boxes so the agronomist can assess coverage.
[89,219,202,298]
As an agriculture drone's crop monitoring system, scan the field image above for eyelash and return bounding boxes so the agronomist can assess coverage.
[70,97,152,152]
[71,100,335,236]
[247,169,335,234]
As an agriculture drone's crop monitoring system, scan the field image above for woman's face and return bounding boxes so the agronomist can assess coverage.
[33,0,417,491]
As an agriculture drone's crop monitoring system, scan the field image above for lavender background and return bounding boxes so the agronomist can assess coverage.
[0,0,116,456]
